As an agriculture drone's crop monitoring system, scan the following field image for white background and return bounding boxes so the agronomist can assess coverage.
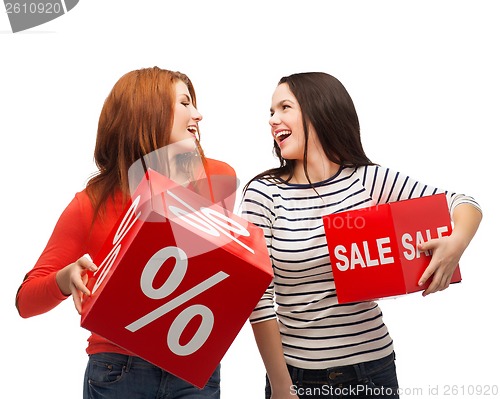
[1,1,498,398]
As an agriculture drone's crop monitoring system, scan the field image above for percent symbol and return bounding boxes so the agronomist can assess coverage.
[125,246,229,356]
[165,189,255,254]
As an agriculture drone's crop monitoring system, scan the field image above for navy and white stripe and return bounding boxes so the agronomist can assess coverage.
[241,164,480,369]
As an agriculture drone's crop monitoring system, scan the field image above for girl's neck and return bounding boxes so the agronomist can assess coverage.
[290,159,340,184]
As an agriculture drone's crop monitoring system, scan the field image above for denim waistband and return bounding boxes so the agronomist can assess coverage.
[287,352,395,385]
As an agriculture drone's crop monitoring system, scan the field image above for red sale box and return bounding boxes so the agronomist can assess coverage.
[323,194,461,304]
[81,169,273,388]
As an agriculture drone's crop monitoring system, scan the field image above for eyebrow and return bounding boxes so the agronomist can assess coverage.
[179,93,192,102]
[270,99,293,113]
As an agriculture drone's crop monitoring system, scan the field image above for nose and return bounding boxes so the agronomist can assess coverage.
[269,113,280,127]
[192,107,203,122]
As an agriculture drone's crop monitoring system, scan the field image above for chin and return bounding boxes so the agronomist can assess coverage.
[169,137,198,154]
[280,151,299,161]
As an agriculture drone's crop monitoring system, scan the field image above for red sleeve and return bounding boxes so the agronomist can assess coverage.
[15,192,93,318]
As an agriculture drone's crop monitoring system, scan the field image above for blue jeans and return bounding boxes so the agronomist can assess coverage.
[265,352,399,399]
[83,353,220,399]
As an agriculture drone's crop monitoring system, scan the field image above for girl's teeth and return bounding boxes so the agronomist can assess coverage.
[276,131,291,141]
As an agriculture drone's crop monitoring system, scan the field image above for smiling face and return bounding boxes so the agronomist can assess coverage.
[270,81,339,183]
[269,83,305,161]
[170,80,203,144]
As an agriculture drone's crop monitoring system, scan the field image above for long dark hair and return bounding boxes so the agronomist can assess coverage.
[245,72,374,189]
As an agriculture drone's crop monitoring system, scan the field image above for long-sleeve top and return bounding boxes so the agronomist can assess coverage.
[16,158,236,356]
[241,164,481,369]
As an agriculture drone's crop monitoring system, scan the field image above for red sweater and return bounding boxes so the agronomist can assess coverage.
[16,158,236,356]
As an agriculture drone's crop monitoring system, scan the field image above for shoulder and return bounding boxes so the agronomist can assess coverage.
[246,174,277,189]
[203,158,237,209]
[351,164,383,175]
[244,176,279,203]
[351,164,392,182]
[70,189,95,222]
[74,188,92,205]
[204,158,236,177]
[46,189,95,238]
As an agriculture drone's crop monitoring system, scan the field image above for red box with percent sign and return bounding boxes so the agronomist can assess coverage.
[80,169,273,388]
[323,194,461,304]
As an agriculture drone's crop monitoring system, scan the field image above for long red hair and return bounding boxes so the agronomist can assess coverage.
[86,67,203,218]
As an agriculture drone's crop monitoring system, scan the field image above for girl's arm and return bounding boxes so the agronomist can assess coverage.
[252,319,298,399]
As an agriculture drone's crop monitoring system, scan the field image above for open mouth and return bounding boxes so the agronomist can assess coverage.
[187,126,199,137]
[275,130,292,143]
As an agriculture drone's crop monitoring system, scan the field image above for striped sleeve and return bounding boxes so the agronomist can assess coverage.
[356,165,482,214]
[240,179,277,324]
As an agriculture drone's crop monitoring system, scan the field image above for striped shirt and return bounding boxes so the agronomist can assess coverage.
[241,164,481,369]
